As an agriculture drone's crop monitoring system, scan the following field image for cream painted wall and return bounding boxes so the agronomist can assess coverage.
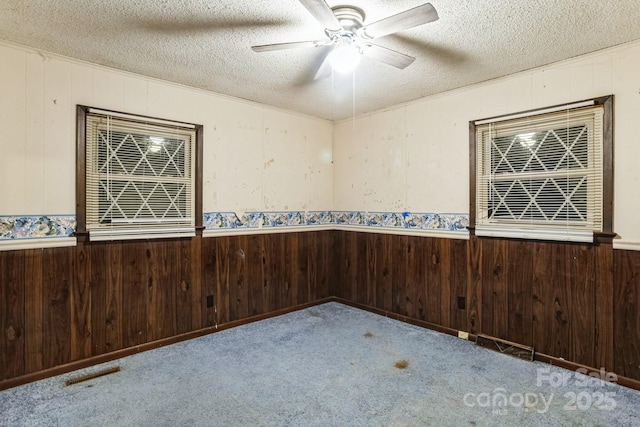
[0,41,333,218]
[334,39,640,245]
[2,38,639,244]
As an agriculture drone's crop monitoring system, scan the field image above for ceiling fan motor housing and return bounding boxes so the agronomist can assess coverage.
[330,6,365,33]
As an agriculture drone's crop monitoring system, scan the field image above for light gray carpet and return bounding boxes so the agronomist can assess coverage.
[1,302,639,426]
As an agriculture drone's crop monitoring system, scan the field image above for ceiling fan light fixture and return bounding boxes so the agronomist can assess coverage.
[328,36,361,74]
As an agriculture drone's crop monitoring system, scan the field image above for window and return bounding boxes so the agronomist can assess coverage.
[76,106,203,241]
[470,96,613,243]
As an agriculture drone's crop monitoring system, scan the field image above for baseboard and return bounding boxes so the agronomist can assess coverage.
[0,297,335,392]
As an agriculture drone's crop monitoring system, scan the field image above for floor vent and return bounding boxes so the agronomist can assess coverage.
[475,334,534,361]
[65,366,121,386]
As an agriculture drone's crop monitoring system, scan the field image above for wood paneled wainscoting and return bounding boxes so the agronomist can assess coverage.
[2,229,639,389]
[0,231,335,388]
[332,231,640,385]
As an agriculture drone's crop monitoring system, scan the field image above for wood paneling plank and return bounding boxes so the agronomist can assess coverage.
[439,239,452,329]
[349,233,369,303]
[189,236,202,331]
[201,237,212,328]
[548,243,570,359]
[613,249,640,380]
[246,234,265,316]
[328,231,344,299]
[122,242,148,348]
[424,238,442,325]
[144,240,177,341]
[159,241,177,340]
[491,240,508,340]
[295,233,309,305]
[42,247,72,369]
[506,240,533,346]
[392,235,408,316]
[405,236,425,321]
[307,232,319,302]
[344,232,358,303]
[364,233,378,308]
[214,237,230,326]
[260,235,272,315]
[278,233,290,310]
[480,239,495,338]
[594,244,614,372]
[145,242,160,342]
[467,236,482,334]
[90,243,107,356]
[315,230,332,299]
[24,249,43,373]
[105,243,123,353]
[288,234,301,307]
[262,234,283,315]
[70,243,91,361]
[376,235,393,312]
[176,238,194,335]
[228,235,249,321]
[532,242,550,357]
[568,245,596,367]
[1,251,25,380]
[449,238,468,332]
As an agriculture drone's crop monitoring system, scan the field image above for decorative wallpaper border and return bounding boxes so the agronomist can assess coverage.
[0,215,76,240]
[203,211,469,232]
[1,211,468,241]
[203,211,334,230]
[332,211,469,232]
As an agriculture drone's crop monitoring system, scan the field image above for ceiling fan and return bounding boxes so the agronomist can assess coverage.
[251,0,439,79]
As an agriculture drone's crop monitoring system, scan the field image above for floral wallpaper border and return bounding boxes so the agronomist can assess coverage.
[0,216,76,240]
[1,211,469,240]
[203,211,335,230]
[204,211,469,232]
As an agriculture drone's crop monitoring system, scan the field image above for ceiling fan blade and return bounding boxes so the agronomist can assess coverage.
[360,3,438,39]
[252,40,323,52]
[299,0,342,32]
[360,44,415,69]
[390,34,468,65]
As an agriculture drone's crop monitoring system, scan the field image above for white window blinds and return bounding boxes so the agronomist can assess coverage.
[474,104,604,242]
[85,109,196,241]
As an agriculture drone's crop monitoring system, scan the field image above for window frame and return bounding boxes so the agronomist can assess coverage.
[76,105,203,241]
[468,95,614,243]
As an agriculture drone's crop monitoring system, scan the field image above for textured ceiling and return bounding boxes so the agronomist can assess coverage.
[1,0,639,121]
